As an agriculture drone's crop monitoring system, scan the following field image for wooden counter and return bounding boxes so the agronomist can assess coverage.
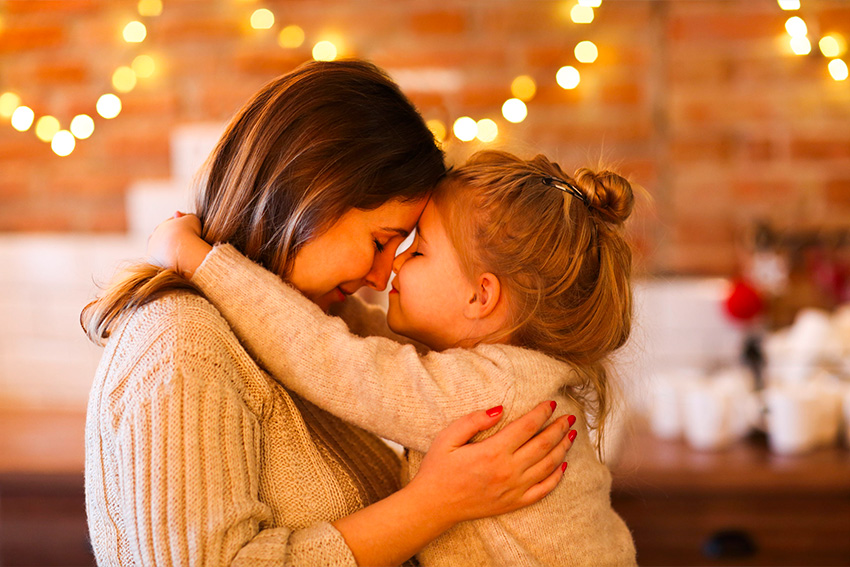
[610,420,850,566]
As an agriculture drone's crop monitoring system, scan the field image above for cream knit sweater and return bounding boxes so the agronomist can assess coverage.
[85,290,404,566]
[189,244,637,567]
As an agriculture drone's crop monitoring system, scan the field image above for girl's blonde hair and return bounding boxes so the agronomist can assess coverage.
[434,150,636,454]
[82,60,444,344]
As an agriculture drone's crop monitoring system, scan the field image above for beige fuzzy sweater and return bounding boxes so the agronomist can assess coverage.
[188,244,637,567]
[85,290,405,566]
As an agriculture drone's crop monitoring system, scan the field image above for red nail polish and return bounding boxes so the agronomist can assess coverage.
[567,415,576,427]
[486,405,503,417]
[568,429,577,442]
[561,462,568,472]
[550,401,557,411]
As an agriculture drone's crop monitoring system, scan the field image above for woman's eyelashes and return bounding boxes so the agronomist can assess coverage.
[411,251,423,257]
[373,239,386,253]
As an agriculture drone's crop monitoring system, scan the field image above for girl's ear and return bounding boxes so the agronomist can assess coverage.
[464,272,502,320]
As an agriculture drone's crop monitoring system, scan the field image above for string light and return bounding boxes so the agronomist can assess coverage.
[571,5,595,24]
[502,98,528,123]
[250,8,275,30]
[829,59,849,81]
[790,36,811,55]
[34,115,60,142]
[556,66,581,89]
[0,92,21,118]
[96,94,122,119]
[578,0,602,6]
[138,0,163,17]
[777,0,801,9]
[112,66,138,93]
[453,117,477,142]
[51,130,75,156]
[123,21,147,43]
[510,75,537,101]
[574,40,599,63]
[785,16,807,37]
[11,106,35,132]
[312,40,338,61]
[819,34,847,58]
[70,114,95,139]
[475,119,498,143]
[278,25,305,48]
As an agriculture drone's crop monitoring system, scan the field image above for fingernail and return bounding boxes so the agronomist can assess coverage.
[486,405,503,417]
[568,429,577,442]
[550,401,557,411]
[567,414,576,427]
[561,462,568,473]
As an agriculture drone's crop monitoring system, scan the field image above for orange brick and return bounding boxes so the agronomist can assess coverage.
[0,24,65,53]
[409,10,467,35]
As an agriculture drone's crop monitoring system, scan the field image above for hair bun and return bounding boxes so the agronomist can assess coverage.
[572,168,634,225]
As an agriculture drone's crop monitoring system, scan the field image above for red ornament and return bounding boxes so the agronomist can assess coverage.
[724,279,763,322]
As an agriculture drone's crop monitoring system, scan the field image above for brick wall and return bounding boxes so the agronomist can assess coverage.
[2,0,849,275]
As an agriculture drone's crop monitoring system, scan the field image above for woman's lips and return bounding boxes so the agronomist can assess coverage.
[335,287,347,301]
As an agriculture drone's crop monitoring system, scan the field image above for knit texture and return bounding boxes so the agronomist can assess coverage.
[85,290,403,566]
[191,244,637,567]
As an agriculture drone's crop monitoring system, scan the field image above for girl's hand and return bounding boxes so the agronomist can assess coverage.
[408,401,575,525]
[146,212,211,279]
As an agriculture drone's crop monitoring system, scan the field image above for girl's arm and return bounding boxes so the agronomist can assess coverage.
[147,216,569,453]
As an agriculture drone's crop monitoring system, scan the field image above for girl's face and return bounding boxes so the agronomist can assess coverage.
[387,200,479,350]
[289,197,427,312]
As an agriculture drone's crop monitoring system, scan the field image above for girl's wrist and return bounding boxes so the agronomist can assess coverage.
[177,239,213,279]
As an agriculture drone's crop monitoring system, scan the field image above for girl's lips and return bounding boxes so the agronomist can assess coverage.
[389,288,398,295]
[335,287,346,301]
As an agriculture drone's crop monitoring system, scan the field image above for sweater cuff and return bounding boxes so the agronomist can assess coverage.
[232,523,357,567]
[192,243,246,290]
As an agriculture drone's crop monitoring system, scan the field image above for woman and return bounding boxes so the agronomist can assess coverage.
[81,60,572,566]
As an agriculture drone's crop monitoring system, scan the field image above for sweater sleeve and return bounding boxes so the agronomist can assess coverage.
[191,244,523,453]
[111,309,357,567]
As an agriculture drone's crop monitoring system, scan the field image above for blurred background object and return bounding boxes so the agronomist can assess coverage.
[1,0,849,565]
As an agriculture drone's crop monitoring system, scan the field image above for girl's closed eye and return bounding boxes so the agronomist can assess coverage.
[410,251,423,257]
[373,239,386,253]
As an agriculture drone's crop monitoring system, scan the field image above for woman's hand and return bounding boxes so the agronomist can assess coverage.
[146,212,211,279]
[408,401,575,525]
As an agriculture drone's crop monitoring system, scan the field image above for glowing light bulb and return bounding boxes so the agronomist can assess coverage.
[777,0,800,9]
[123,21,147,43]
[790,35,811,55]
[137,0,162,17]
[574,40,598,63]
[556,66,581,89]
[0,92,21,119]
[578,0,602,6]
[250,8,274,30]
[132,54,156,78]
[97,94,122,119]
[312,40,338,61]
[51,130,75,156]
[570,5,594,24]
[35,115,60,142]
[278,25,305,48]
[502,98,528,123]
[426,119,446,142]
[11,106,35,131]
[112,66,137,93]
[511,75,537,101]
[829,59,849,81]
[785,16,807,38]
[476,119,498,143]
[819,34,847,58]
[70,114,95,139]
[452,117,477,142]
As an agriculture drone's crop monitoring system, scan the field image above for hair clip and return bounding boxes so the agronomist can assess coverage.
[541,177,589,207]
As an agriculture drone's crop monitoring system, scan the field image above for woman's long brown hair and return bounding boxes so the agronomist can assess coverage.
[82,60,445,344]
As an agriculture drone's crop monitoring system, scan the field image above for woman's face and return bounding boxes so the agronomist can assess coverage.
[289,197,428,312]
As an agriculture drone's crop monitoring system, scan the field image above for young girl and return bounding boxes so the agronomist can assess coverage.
[150,150,638,566]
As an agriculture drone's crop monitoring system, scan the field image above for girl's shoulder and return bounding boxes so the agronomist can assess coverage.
[472,342,579,383]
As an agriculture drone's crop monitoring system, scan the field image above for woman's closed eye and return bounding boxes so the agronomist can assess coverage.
[373,239,386,253]
[410,251,423,257]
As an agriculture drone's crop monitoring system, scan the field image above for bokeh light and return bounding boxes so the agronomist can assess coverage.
[312,40,338,61]
[96,94,122,119]
[132,55,156,78]
[70,114,95,139]
[137,0,163,17]
[578,0,602,6]
[123,21,147,43]
[502,98,528,123]
[476,119,498,143]
[453,117,477,142]
[250,8,275,30]
[574,40,599,63]
[112,66,137,93]
[0,92,21,119]
[35,115,61,142]
[426,119,447,142]
[790,35,811,55]
[51,130,75,156]
[278,25,305,48]
[829,59,849,81]
[570,5,594,24]
[556,66,581,89]
[819,34,847,58]
[11,106,34,131]
[510,75,537,101]
[785,16,807,38]
[777,0,800,9]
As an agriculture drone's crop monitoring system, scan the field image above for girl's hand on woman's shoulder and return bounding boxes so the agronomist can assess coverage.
[147,212,212,279]
[408,401,576,525]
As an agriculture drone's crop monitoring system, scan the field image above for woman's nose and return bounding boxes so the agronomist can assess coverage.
[392,248,411,275]
[365,250,394,291]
